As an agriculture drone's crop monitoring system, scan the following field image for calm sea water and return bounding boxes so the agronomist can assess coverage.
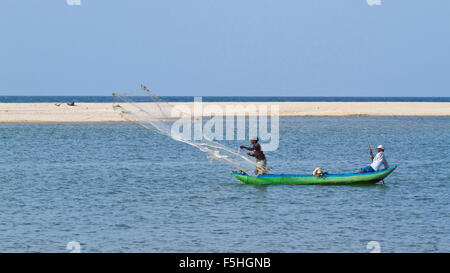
[1,96,450,103]
[0,117,449,252]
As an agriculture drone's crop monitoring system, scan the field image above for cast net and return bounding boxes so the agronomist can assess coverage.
[112,84,256,173]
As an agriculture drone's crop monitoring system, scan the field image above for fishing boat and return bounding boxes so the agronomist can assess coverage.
[231,165,397,185]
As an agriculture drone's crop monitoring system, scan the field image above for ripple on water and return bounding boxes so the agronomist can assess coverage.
[0,118,449,252]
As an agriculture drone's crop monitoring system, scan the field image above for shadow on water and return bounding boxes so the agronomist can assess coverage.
[228,179,269,191]
[229,179,390,188]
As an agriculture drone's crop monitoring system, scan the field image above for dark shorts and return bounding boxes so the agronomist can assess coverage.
[360,165,375,173]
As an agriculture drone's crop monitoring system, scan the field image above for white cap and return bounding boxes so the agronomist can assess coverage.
[250,136,258,141]
[377,145,384,149]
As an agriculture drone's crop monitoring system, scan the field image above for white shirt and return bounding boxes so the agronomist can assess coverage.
[370,151,389,171]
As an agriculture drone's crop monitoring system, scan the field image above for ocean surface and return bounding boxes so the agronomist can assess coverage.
[0,117,449,252]
[1,96,450,103]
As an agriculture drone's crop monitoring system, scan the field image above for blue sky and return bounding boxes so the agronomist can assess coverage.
[0,0,449,96]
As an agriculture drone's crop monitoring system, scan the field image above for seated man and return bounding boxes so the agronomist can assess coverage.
[359,145,389,173]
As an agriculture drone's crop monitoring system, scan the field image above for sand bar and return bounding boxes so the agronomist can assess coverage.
[0,102,449,123]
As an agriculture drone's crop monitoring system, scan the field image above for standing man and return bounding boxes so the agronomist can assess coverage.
[359,144,389,173]
[240,137,268,175]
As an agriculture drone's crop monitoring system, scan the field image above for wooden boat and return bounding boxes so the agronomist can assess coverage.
[231,165,397,185]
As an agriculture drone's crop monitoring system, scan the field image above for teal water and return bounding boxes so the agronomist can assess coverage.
[0,117,449,252]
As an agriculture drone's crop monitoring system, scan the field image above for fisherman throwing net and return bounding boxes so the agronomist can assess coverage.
[112,84,258,174]
[240,137,268,175]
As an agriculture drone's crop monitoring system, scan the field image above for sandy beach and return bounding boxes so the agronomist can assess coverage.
[0,102,449,123]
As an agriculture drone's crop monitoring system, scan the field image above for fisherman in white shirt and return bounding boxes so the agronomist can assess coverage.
[359,145,389,173]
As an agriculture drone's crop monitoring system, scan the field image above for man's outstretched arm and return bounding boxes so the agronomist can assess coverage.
[240,146,254,151]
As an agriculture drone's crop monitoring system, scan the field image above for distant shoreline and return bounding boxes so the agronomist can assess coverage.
[1,96,450,103]
[1,102,450,123]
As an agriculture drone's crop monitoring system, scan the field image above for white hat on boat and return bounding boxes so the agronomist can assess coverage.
[250,136,258,141]
[377,145,384,149]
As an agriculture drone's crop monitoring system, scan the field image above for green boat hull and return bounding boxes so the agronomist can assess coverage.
[231,165,397,185]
